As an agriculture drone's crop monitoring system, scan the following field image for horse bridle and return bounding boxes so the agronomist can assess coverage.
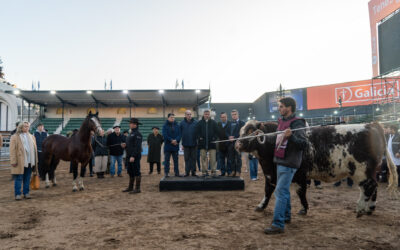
[90,117,102,133]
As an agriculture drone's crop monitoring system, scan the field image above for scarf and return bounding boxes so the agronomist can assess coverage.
[19,133,36,167]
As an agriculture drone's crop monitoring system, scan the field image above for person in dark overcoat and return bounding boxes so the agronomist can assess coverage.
[147,126,164,174]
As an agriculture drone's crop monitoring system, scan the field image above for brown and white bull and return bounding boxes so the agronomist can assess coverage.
[236,120,398,217]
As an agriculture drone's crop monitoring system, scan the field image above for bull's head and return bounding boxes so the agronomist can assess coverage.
[235,120,266,153]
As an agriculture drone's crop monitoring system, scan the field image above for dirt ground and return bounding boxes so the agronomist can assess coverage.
[0,156,399,250]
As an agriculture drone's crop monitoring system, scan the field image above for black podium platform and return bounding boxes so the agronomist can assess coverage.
[159,176,245,191]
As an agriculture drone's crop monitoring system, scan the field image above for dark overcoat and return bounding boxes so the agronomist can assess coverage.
[147,133,164,163]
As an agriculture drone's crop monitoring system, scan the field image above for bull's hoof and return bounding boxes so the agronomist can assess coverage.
[45,185,50,189]
[79,187,84,191]
[356,211,364,218]
[72,189,78,192]
[366,211,373,215]
[298,209,307,215]
[255,206,264,212]
[52,183,57,187]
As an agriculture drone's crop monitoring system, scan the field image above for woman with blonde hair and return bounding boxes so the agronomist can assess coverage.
[10,121,38,200]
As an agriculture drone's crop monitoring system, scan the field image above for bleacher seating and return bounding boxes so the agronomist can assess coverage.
[100,118,116,132]
[59,117,185,137]
[31,118,63,135]
[60,118,85,136]
[61,118,116,135]
[120,117,183,137]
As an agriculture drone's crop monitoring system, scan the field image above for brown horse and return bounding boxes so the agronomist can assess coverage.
[42,112,102,191]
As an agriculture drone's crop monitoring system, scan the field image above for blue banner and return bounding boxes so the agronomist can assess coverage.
[269,89,304,112]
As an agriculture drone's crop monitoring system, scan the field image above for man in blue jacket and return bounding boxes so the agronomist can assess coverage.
[179,110,198,177]
[162,113,181,177]
[226,109,245,177]
[34,123,48,179]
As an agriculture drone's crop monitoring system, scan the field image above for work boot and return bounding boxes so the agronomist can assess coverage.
[264,225,284,235]
[99,172,105,179]
[96,173,101,178]
[122,177,134,192]
[130,176,141,194]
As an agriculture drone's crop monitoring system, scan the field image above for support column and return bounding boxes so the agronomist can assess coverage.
[62,102,65,130]
[28,102,31,123]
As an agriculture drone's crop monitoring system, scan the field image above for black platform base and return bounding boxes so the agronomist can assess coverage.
[159,176,245,191]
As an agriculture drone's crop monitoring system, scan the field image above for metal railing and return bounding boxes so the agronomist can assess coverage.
[0,136,10,170]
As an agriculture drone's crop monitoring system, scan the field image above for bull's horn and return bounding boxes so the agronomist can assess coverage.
[255,129,266,144]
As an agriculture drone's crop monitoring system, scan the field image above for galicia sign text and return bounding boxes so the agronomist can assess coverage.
[335,81,399,104]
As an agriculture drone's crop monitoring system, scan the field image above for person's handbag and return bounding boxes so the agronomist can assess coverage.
[30,174,40,190]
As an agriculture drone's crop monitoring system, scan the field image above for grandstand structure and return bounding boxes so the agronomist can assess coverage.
[7,89,210,135]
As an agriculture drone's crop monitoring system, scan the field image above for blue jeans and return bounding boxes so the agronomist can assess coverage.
[218,150,231,175]
[272,165,297,229]
[110,155,123,176]
[164,151,179,175]
[249,158,258,179]
[13,166,32,196]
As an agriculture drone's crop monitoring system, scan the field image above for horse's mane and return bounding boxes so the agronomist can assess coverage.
[77,116,95,142]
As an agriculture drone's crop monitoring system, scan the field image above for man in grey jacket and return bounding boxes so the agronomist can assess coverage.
[264,97,308,234]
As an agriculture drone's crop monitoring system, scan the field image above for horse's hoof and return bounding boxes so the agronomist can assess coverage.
[356,211,364,218]
[45,185,50,189]
[73,189,77,192]
[255,207,264,212]
[52,183,57,187]
[298,209,307,215]
[366,211,372,215]
[79,187,84,191]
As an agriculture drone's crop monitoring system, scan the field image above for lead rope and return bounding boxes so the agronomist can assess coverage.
[211,119,400,144]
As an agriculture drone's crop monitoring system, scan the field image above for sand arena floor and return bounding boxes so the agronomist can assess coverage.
[0,156,399,249]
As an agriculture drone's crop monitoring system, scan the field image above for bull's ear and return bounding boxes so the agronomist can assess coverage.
[95,111,99,117]
[256,121,265,130]
[88,111,92,116]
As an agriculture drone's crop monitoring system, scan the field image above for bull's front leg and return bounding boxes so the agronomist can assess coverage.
[255,174,276,212]
[296,181,309,215]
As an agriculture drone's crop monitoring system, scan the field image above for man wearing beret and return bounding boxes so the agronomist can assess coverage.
[106,125,126,177]
[123,118,143,193]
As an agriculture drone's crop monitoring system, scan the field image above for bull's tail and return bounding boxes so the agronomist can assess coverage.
[385,147,399,197]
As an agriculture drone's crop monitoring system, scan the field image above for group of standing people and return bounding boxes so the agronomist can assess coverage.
[161,109,246,178]
[4,108,256,200]
[91,118,144,194]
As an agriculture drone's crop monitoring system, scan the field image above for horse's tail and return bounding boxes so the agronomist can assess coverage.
[385,147,398,197]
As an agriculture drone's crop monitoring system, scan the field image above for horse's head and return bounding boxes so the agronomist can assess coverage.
[235,120,277,153]
[87,111,102,134]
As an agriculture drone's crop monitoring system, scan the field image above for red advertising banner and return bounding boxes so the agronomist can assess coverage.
[307,79,400,110]
[368,0,400,76]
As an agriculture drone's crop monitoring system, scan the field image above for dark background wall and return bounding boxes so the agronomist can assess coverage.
[200,87,379,123]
